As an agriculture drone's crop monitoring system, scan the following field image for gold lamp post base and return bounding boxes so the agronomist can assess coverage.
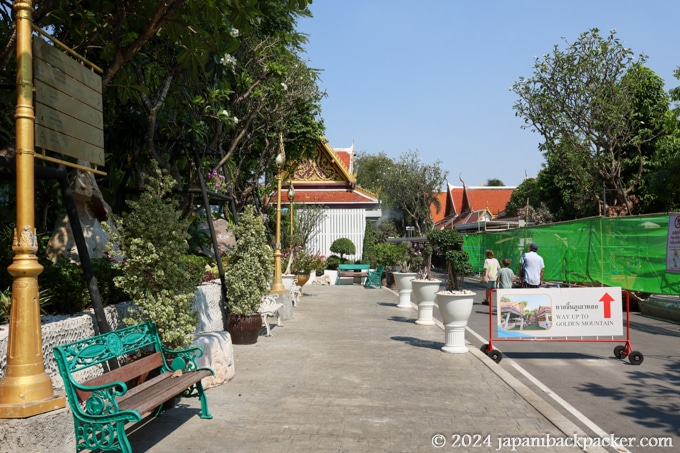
[0,394,66,419]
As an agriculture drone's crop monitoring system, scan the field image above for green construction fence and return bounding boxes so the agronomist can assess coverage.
[463,214,680,296]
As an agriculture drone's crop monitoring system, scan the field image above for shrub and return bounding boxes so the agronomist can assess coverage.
[330,238,356,260]
[110,162,198,349]
[224,205,274,315]
[182,254,213,285]
[373,243,404,268]
[325,255,343,269]
[361,220,376,265]
[38,258,88,314]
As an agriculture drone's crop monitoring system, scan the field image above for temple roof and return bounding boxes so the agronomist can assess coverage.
[281,137,378,208]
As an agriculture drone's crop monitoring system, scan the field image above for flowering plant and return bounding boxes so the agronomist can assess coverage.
[206,169,227,194]
[282,247,326,274]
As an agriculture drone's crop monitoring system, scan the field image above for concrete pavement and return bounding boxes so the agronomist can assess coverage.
[126,282,608,453]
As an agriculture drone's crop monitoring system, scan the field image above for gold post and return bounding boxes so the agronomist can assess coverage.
[0,0,66,417]
[270,134,286,294]
[288,182,295,239]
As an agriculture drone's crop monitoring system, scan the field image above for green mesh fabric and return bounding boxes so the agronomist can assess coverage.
[463,214,680,295]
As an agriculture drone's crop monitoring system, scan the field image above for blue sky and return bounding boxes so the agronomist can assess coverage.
[297,1,680,187]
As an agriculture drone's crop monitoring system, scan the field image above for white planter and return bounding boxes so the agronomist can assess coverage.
[282,274,296,290]
[435,291,476,353]
[412,279,442,326]
[393,272,417,309]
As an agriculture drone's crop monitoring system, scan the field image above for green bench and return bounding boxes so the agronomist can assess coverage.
[364,265,385,288]
[53,321,214,453]
[336,263,371,285]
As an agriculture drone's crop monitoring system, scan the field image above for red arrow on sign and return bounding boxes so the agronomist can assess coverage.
[599,292,615,318]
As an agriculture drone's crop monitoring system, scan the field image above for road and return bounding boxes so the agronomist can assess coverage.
[458,278,679,453]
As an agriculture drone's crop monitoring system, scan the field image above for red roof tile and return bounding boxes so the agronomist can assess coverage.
[463,187,514,216]
[334,150,351,172]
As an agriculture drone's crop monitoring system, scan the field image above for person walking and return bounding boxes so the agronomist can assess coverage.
[496,258,515,289]
[483,249,500,305]
[519,243,544,288]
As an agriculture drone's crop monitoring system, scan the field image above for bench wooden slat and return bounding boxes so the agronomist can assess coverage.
[76,352,164,402]
[339,271,368,277]
[336,264,371,284]
[118,369,212,416]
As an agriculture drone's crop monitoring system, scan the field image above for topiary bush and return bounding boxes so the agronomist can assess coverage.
[325,255,343,269]
[109,162,198,349]
[361,219,376,266]
[224,205,274,316]
[330,237,356,261]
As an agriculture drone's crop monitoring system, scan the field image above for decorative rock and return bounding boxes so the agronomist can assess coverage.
[199,218,235,257]
[312,274,332,285]
[46,161,117,264]
[192,331,235,389]
[193,280,225,332]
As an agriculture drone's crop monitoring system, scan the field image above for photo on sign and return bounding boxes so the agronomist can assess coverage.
[499,294,553,335]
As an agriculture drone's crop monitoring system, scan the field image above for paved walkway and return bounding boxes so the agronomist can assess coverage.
[127,283,607,453]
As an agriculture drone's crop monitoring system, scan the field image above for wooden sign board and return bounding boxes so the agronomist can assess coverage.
[33,38,105,166]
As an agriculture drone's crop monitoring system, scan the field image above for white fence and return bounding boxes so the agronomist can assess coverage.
[306,208,366,262]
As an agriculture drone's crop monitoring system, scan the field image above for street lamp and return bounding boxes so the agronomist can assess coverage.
[270,134,286,294]
[0,0,66,417]
[288,182,295,239]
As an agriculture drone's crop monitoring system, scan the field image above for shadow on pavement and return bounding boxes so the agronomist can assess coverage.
[391,335,442,350]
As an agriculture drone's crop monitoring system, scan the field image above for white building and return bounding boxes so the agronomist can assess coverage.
[281,138,380,262]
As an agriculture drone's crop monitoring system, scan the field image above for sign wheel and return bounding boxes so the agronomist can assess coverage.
[613,345,627,359]
[628,351,644,365]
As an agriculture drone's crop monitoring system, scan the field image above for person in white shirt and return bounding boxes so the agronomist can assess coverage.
[519,243,544,288]
[483,249,500,305]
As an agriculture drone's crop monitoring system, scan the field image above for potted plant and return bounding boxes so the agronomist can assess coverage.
[411,237,441,326]
[392,241,423,309]
[224,205,274,344]
[428,229,475,353]
[290,248,325,286]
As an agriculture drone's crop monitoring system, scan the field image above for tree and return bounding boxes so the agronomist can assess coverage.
[355,151,395,198]
[371,151,448,235]
[1,0,322,221]
[427,229,472,291]
[486,178,505,186]
[512,28,667,216]
[330,238,356,261]
[294,203,327,249]
[361,219,376,266]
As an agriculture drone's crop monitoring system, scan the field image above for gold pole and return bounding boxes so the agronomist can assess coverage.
[288,182,295,239]
[0,0,66,417]
[270,135,286,294]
